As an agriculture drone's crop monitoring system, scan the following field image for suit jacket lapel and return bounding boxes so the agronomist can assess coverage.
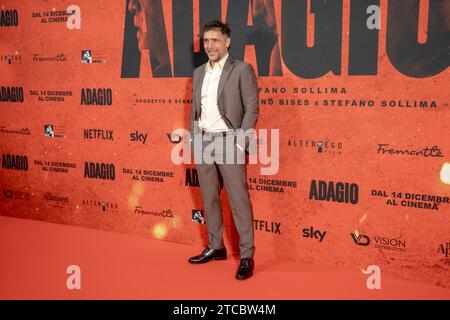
[217,55,235,111]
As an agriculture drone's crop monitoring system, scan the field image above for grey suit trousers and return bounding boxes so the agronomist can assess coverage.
[193,131,255,259]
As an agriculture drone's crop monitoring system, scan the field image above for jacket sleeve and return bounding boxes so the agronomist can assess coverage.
[189,70,197,143]
[239,63,259,131]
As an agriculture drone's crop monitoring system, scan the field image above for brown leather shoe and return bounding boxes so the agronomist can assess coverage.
[235,258,254,280]
[188,246,227,264]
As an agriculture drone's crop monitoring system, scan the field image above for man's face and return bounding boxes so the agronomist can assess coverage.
[203,29,230,64]
[128,0,148,50]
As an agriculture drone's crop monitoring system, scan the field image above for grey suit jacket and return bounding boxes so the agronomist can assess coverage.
[190,55,259,139]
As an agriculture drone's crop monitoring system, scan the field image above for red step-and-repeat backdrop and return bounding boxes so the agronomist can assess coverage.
[1,0,449,288]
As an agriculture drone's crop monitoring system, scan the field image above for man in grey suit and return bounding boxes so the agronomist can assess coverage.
[188,20,259,280]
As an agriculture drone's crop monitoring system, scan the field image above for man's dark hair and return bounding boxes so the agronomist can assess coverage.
[202,20,231,37]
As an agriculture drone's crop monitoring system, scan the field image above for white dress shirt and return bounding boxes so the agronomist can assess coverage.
[198,53,231,132]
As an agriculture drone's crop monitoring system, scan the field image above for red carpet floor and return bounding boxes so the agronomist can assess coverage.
[1,216,449,300]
